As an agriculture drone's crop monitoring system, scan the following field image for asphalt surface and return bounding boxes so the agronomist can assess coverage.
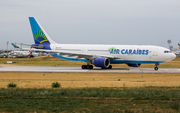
[0,64,180,73]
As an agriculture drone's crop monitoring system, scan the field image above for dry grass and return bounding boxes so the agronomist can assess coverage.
[0,72,180,88]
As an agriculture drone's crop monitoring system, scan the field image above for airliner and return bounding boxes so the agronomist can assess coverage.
[10,43,39,58]
[24,17,176,70]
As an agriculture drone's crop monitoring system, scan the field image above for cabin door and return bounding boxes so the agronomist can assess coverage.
[153,48,158,56]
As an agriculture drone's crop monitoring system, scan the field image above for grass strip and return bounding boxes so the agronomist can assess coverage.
[1,87,180,100]
[0,87,180,112]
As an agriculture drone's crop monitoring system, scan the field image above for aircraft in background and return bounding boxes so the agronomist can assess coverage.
[22,17,176,70]
[8,50,39,58]
[0,53,7,58]
[10,43,39,58]
[11,43,20,48]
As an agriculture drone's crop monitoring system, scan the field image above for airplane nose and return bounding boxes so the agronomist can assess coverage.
[169,53,176,60]
[171,53,176,60]
[165,53,176,62]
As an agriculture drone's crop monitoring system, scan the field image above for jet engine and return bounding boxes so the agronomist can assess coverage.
[127,63,141,67]
[93,58,110,68]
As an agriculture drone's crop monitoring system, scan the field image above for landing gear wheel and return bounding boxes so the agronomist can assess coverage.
[108,65,112,69]
[101,65,112,69]
[154,63,159,71]
[154,67,158,70]
[86,65,89,69]
[81,65,93,69]
[81,65,86,69]
[89,65,93,69]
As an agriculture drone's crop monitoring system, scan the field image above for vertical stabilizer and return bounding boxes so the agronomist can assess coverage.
[29,17,57,45]
[11,43,20,48]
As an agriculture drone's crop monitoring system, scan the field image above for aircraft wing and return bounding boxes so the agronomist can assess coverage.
[14,43,32,46]
[23,48,117,59]
[14,43,42,48]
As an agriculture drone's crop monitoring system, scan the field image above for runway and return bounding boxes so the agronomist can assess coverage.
[0,64,180,73]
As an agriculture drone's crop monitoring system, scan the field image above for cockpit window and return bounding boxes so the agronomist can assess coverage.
[164,51,171,53]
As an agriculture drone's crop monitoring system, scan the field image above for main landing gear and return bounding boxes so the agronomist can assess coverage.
[81,65,93,69]
[101,65,112,69]
[81,60,113,70]
[81,65,113,69]
[154,63,159,71]
[81,60,94,69]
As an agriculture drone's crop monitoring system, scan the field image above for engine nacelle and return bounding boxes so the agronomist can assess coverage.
[93,58,110,68]
[127,63,141,67]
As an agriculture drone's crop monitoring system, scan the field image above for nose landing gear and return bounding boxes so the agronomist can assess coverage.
[154,67,158,70]
[154,63,159,70]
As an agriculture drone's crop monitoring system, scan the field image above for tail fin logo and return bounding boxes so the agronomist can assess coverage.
[33,29,49,44]
[11,43,20,48]
[29,17,51,45]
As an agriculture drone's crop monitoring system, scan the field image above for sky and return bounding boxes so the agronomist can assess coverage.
[0,0,180,50]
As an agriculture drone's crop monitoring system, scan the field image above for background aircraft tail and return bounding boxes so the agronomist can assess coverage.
[29,17,57,47]
[11,43,20,48]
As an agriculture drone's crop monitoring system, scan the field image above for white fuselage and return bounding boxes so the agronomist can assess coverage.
[49,44,176,64]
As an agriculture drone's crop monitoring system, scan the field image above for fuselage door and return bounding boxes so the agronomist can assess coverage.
[153,48,158,56]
